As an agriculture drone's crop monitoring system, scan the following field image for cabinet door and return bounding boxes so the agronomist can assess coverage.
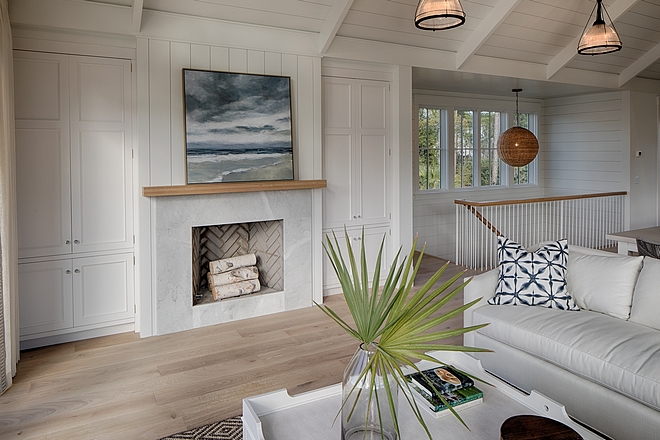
[14,51,72,258]
[322,226,390,292]
[356,81,389,226]
[73,253,134,327]
[69,56,133,254]
[323,77,357,228]
[322,77,389,230]
[19,260,73,336]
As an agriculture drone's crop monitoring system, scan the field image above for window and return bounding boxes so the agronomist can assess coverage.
[480,111,501,186]
[513,113,531,185]
[416,96,538,192]
[418,108,443,190]
[454,110,502,189]
[454,110,474,188]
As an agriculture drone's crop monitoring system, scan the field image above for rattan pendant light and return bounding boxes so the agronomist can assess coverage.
[497,89,539,167]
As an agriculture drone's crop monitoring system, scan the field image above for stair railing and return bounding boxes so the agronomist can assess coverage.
[455,191,627,270]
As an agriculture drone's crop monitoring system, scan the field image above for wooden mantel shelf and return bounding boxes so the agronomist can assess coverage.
[142,179,327,197]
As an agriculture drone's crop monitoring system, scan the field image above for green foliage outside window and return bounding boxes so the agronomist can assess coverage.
[418,108,442,190]
[454,110,474,188]
[513,113,530,185]
[479,111,501,186]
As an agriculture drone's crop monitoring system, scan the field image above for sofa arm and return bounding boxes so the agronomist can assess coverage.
[463,268,498,347]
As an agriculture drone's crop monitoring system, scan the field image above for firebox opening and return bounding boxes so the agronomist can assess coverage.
[192,220,284,306]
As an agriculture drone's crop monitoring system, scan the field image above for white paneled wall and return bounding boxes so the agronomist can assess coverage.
[138,38,322,336]
[541,92,625,193]
[142,38,322,186]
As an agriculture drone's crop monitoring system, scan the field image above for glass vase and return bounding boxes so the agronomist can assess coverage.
[341,344,398,440]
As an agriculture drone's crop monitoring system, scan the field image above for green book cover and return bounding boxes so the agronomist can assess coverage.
[409,383,483,413]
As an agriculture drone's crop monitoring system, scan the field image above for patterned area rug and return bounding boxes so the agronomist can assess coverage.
[160,416,242,440]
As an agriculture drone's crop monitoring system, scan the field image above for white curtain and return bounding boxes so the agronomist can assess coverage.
[0,0,19,393]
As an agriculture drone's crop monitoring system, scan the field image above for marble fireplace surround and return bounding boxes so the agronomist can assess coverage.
[146,181,325,336]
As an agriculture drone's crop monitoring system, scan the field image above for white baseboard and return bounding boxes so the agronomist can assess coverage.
[20,323,136,350]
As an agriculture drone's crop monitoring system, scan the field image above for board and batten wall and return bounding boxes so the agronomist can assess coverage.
[136,37,323,336]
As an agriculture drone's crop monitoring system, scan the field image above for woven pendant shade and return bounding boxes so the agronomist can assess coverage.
[498,126,539,167]
[497,89,539,167]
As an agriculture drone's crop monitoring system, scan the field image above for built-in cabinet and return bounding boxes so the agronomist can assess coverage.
[322,76,391,293]
[14,50,134,347]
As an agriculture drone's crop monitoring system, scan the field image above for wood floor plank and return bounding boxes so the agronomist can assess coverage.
[0,255,476,440]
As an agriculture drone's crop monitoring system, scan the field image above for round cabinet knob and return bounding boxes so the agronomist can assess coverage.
[74,269,80,274]
[74,240,80,244]
[357,215,361,219]
[65,270,71,274]
[65,240,71,245]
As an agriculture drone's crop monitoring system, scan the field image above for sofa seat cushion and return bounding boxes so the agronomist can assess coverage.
[473,305,660,411]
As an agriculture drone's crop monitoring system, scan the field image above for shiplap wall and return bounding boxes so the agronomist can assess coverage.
[541,92,625,193]
[411,92,544,260]
[142,39,321,185]
[414,186,543,260]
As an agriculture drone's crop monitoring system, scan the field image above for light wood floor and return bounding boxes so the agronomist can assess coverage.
[0,254,478,440]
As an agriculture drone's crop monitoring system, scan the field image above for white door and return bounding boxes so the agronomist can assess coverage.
[73,253,134,327]
[14,51,72,258]
[69,56,133,254]
[19,260,74,336]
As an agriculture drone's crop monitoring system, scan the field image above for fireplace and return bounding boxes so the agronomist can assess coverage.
[192,220,284,305]
[150,189,318,335]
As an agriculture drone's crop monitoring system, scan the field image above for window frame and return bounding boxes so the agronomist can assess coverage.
[414,93,541,194]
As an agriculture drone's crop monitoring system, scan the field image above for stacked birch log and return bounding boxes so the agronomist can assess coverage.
[207,253,261,300]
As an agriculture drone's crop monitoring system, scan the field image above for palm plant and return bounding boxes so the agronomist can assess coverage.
[316,229,490,439]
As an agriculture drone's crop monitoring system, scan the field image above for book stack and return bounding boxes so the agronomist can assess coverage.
[405,365,483,418]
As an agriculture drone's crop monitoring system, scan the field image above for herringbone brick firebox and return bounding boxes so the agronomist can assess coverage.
[191,220,284,305]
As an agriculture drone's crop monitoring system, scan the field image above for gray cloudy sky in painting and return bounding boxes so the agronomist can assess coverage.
[184,70,292,151]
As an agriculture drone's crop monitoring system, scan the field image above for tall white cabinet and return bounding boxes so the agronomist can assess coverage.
[14,51,134,348]
[322,76,391,293]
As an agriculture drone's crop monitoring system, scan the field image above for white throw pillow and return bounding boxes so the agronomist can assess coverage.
[489,237,578,310]
[629,257,660,330]
[567,251,643,319]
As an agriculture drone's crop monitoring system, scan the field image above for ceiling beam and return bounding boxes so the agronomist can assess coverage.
[456,0,522,70]
[619,41,660,86]
[319,0,354,54]
[547,0,640,79]
[132,0,144,34]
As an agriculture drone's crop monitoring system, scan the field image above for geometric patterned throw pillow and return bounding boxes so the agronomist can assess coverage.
[488,237,578,310]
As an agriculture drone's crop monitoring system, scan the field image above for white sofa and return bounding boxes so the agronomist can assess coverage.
[464,245,660,440]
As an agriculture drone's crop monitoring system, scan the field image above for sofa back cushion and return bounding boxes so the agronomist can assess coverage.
[567,251,643,319]
[630,257,660,330]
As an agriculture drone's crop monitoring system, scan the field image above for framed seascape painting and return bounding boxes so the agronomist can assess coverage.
[183,69,294,184]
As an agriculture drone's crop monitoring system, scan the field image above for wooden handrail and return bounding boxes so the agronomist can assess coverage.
[454,191,627,207]
[467,205,503,236]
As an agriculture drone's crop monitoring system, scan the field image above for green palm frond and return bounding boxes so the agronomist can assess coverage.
[315,227,491,439]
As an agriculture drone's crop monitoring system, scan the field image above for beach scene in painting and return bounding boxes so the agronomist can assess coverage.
[184,70,294,184]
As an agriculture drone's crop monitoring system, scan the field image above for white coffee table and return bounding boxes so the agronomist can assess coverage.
[242,351,606,440]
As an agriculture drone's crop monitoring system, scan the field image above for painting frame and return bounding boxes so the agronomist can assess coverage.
[183,68,295,185]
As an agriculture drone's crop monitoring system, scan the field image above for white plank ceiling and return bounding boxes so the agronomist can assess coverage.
[46,0,660,96]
